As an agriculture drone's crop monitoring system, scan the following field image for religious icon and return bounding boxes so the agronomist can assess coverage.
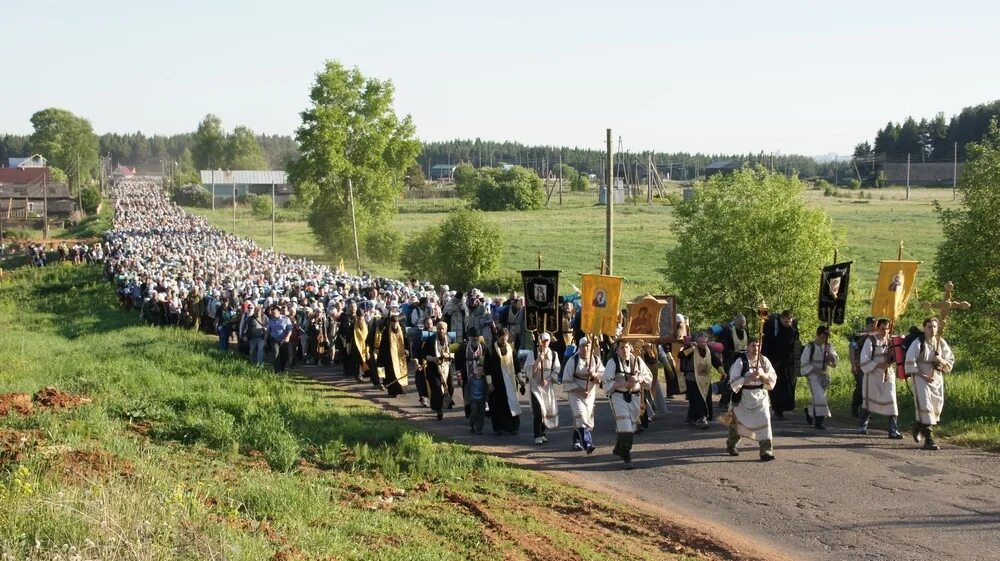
[533,283,547,303]
[889,272,903,292]
[630,306,654,334]
[593,289,607,308]
[826,276,842,300]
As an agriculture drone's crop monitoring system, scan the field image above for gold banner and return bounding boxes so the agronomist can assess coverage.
[870,260,919,320]
[580,274,623,336]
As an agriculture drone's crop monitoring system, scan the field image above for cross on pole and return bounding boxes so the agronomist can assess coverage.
[920,281,971,336]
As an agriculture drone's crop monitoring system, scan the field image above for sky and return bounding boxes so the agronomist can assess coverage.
[3,0,1000,156]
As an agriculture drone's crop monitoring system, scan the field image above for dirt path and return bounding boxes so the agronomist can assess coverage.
[294,365,1000,561]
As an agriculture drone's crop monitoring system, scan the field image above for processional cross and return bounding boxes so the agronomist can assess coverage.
[920,281,971,335]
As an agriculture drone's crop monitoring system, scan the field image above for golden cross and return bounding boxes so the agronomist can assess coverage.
[537,251,543,270]
[921,281,971,335]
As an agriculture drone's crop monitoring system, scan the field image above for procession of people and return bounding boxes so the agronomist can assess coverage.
[97,176,959,470]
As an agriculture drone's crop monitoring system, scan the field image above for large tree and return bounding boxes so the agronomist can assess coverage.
[665,166,837,326]
[289,60,421,260]
[28,108,99,190]
[226,126,269,170]
[192,114,227,170]
[934,117,1000,364]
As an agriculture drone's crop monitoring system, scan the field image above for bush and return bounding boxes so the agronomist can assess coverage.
[80,186,101,215]
[364,226,403,264]
[400,208,505,289]
[663,192,682,206]
[848,178,862,190]
[569,173,590,192]
[454,165,544,211]
[248,193,273,218]
[173,184,213,207]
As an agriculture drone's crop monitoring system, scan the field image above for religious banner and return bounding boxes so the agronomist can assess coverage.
[521,270,560,333]
[624,295,666,339]
[817,261,852,324]
[870,260,920,320]
[580,274,623,336]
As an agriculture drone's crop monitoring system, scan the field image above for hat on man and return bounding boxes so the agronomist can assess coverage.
[578,337,590,347]
[539,332,551,342]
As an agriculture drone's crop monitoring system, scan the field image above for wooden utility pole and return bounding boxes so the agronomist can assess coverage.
[647,153,653,204]
[40,173,49,240]
[77,153,83,215]
[953,141,958,200]
[605,128,614,275]
[232,180,237,233]
[558,154,563,205]
[347,177,362,276]
[271,182,276,250]
[211,169,216,211]
[906,153,911,200]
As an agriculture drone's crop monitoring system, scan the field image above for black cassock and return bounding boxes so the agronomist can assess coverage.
[485,345,521,435]
[763,315,800,413]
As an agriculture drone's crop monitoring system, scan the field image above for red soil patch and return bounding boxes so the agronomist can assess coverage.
[33,387,91,409]
[0,393,33,416]
[56,449,135,480]
[0,429,41,465]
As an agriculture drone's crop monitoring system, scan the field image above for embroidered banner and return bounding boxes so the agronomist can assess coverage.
[580,274,623,336]
[817,261,852,324]
[870,260,919,320]
[522,270,560,333]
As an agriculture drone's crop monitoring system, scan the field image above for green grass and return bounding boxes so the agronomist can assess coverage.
[0,265,700,560]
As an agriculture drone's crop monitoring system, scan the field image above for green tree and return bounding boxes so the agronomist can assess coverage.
[364,225,403,264]
[462,165,544,211]
[404,162,427,190]
[934,117,1000,364]
[453,162,477,199]
[28,108,99,191]
[192,114,227,170]
[226,126,269,170]
[570,173,590,192]
[664,166,837,326]
[289,60,421,260]
[247,193,273,218]
[400,209,505,289]
[80,186,101,215]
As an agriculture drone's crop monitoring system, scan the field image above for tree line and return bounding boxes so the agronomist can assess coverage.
[855,99,1000,162]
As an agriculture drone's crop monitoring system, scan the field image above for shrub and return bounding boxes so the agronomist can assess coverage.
[400,208,505,290]
[80,186,101,215]
[364,225,403,264]
[455,165,544,211]
[848,178,862,190]
[569,173,590,192]
[400,225,443,282]
[248,193,273,218]
[174,184,213,207]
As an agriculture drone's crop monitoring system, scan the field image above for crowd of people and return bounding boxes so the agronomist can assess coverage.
[99,177,956,469]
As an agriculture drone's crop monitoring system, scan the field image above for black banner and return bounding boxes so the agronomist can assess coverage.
[522,270,560,333]
[818,261,852,324]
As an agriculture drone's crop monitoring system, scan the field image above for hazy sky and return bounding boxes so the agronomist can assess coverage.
[4,0,999,155]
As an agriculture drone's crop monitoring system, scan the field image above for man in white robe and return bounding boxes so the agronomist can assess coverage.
[905,317,955,451]
[562,337,603,454]
[859,318,902,439]
[522,332,560,445]
[725,339,778,461]
[800,325,839,430]
[602,340,653,470]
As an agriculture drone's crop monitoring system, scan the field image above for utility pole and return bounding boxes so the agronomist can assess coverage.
[906,153,911,200]
[77,153,83,215]
[647,153,653,204]
[211,169,216,212]
[271,181,276,250]
[232,179,237,233]
[347,177,362,276]
[558,154,563,205]
[953,141,958,200]
[43,172,49,240]
[605,128,614,275]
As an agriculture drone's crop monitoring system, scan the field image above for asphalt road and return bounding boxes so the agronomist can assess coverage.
[296,364,1000,561]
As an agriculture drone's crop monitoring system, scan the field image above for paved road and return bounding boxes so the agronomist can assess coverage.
[295,365,1000,561]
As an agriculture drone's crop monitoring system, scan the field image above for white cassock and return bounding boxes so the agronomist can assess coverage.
[521,348,560,429]
[602,355,653,433]
[562,352,603,430]
[494,342,522,417]
[905,336,955,425]
[728,355,777,441]
[800,342,839,418]
[860,335,898,416]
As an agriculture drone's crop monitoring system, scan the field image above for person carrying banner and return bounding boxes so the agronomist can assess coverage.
[725,338,777,461]
[562,336,603,453]
[485,328,521,435]
[602,340,653,470]
[800,325,839,430]
[905,317,955,450]
[858,318,903,439]
[718,314,749,409]
[680,333,724,428]
[524,332,560,444]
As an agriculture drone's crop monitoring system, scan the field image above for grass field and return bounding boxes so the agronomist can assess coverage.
[0,264,705,560]
[186,184,955,299]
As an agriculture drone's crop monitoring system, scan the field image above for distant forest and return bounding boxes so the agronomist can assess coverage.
[855,99,1000,162]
